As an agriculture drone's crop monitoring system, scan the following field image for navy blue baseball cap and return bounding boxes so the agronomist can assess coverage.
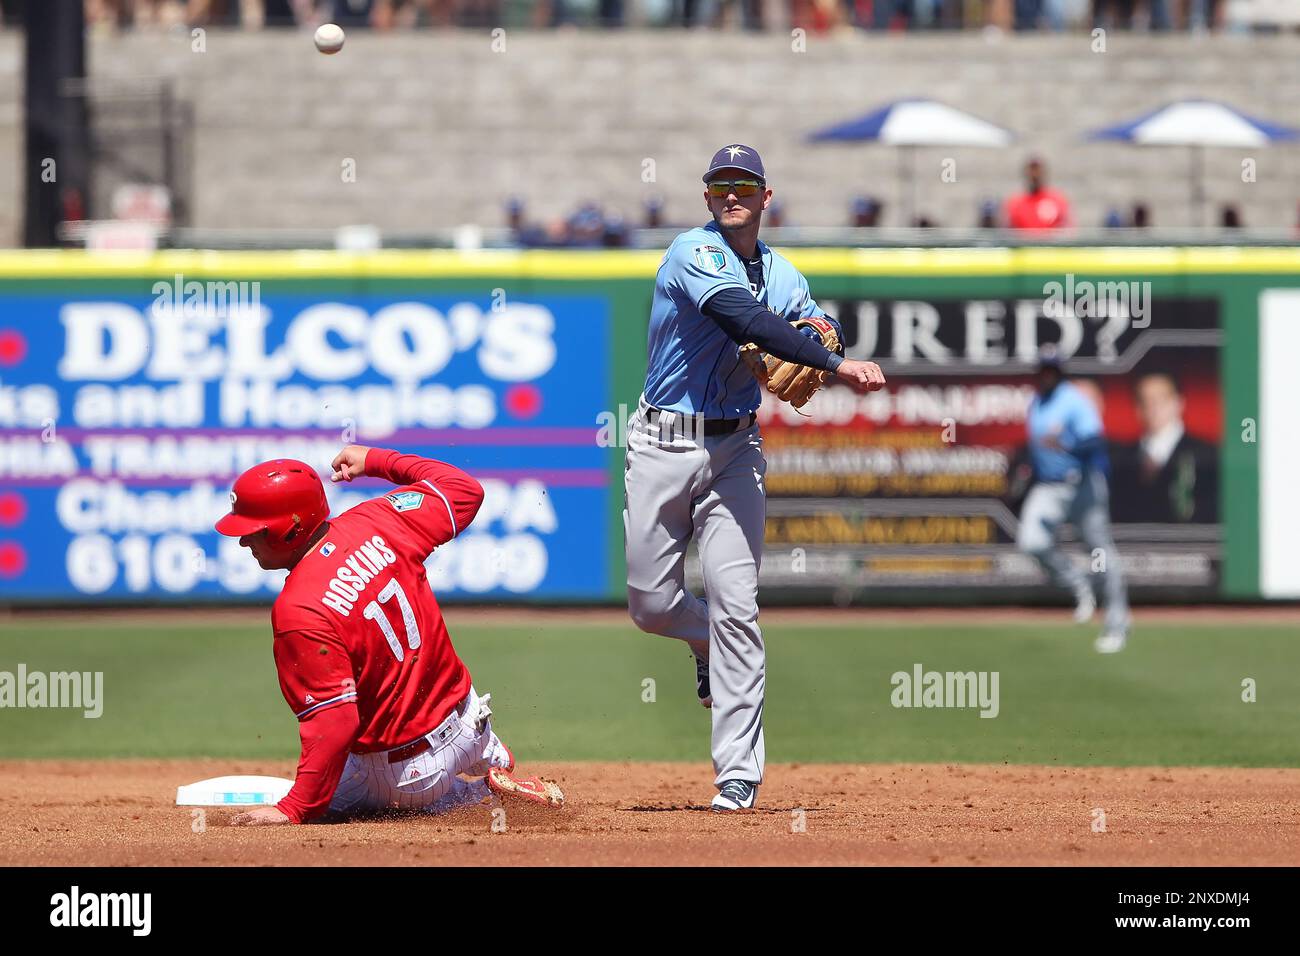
[703,144,765,183]
[1037,344,1064,369]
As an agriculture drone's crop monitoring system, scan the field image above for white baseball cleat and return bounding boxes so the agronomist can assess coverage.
[1073,587,1097,624]
[711,780,758,812]
[1094,631,1127,654]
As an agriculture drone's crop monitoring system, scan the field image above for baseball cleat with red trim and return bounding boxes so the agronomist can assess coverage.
[487,767,564,808]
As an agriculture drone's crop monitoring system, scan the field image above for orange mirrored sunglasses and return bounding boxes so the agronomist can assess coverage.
[706,178,764,198]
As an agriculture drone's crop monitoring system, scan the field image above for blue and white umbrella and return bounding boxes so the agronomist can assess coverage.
[1087,100,1300,225]
[809,99,1015,225]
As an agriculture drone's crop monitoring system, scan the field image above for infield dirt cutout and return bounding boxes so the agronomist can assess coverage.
[3,760,1298,866]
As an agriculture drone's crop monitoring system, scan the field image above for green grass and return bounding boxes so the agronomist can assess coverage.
[0,618,1296,766]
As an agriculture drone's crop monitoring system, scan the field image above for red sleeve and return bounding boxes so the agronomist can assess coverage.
[276,702,360,823]
[273,628,358,720]
[363,447,486,555]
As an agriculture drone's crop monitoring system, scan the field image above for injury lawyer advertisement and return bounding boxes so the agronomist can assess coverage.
[751,292,1223,599]
[0,286,611,600]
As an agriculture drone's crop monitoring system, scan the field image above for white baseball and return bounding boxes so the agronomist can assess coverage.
[314,23,345,55]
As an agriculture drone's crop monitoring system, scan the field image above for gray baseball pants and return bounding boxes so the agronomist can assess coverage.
[1017,472,1130,634]
[623,396,767,787]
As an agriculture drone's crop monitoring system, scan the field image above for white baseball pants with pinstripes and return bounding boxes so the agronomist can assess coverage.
[327,686,510,816]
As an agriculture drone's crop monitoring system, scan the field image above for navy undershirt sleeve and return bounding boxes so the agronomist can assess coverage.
[1072,434,1111,478]
[701,287,844,373]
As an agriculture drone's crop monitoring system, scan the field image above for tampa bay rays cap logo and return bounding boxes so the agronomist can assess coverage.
[702,143,766,183]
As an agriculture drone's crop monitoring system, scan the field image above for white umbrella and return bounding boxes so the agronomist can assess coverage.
[1088,100,1300,225]
[808,99,1015,224]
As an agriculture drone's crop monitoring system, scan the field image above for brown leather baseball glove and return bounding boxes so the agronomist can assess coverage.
[739,315,843,410]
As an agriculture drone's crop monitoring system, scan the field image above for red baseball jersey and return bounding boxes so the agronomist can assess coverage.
[270,449,483,754]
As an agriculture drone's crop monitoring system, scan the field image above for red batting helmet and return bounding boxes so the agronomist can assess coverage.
[215,459,330,557]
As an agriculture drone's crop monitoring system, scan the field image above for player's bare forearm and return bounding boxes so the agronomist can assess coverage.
[834,359,887,393]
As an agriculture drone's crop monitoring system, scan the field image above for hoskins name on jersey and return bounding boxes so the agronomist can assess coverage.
[318,534,398,616]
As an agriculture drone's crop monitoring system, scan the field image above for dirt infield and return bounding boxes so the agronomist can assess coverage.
[2,760,1297,866]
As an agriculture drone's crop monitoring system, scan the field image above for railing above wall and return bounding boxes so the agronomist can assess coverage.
[55,223,1300,251]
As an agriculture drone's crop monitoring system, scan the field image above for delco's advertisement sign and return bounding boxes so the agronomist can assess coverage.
[0,283,610,601]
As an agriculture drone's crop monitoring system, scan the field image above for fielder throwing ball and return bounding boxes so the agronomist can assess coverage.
[1017,347,1131,654]
[624,145,886,811]
[214,445,563,826]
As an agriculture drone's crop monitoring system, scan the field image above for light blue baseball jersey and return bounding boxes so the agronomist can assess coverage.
[1026,381,1105,481]
[643,221,826,418]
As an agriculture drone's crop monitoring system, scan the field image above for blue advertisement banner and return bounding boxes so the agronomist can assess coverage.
[0,286,610,601]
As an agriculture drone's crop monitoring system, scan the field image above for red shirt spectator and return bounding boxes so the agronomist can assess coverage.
[1004,158,1071,231]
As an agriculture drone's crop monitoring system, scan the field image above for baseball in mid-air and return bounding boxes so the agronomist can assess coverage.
[314,23,345,55]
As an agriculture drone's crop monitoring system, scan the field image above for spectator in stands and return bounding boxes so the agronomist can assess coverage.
[851,196,882,227]
[567,201,607,247]
[713,0,764,29]
[675,0,704,25]
[1004,157,1071,231]
[791,0,850,31]
[372,0,425,29]
[1131,202,1150,227]
[505,197,546,247]
[1220,204,1242,229]
[331,0,376,27]
[977,199,999,228]
[87,0,183,28]
[1179,0,1222,30]
[602,212,630,247]
[767,199,786,227]
[1015,0,1066,30]
[187,0,244,24]
[841,0,870,27]
[1093,0,1172,30]
[643,197,667,229]
[599,0,627,27]
[456,0,502,27]
[870,0,901,29]
[1104,208,1124,228]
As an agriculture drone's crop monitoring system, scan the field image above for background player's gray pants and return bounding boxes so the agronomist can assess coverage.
[1016,473,1130,634]
[623,398,767,788]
